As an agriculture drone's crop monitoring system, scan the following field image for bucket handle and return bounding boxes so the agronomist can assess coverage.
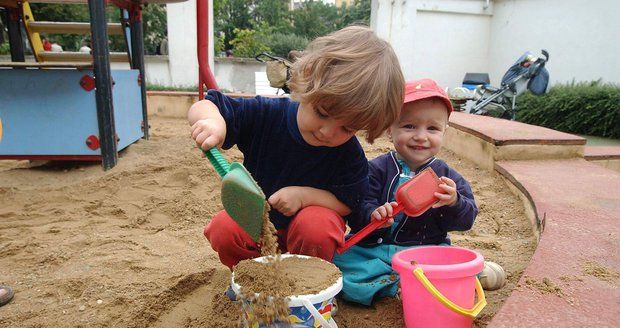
[413,267,487,318]
[299,296,334,328]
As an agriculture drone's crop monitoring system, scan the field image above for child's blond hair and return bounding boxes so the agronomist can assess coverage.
[288,25,404,143]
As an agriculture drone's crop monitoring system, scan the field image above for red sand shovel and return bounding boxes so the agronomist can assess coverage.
[336,167,443,254]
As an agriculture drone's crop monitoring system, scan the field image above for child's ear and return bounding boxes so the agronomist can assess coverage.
[386,128,393,141]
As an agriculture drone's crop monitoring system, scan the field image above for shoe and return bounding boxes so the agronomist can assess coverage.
[224,285,237,301]
[479,261,506,291]
[0,286,14,307]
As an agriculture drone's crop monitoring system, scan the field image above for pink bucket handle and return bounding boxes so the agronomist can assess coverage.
[412,267,487,318]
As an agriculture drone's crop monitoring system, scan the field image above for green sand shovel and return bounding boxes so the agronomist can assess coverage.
[204,147,266,242]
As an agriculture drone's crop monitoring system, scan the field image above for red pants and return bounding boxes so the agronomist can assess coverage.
[204,206,346,269]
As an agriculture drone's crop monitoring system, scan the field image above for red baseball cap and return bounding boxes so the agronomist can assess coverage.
[404,78,453,115]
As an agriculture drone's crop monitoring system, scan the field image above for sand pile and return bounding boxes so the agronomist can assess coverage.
[230,202,292,326]
[231,201,341,326]
[234,256,341,297]
[233,255,341,326]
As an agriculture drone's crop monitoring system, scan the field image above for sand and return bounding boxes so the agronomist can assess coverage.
[0,116,537,327]
[234,256,341,297]
[232,255,341,326]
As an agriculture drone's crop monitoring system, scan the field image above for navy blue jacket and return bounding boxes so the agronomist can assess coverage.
[206,90,368,229]
[348,151,478,246]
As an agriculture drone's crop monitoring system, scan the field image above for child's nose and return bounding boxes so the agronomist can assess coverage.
[413,130,428,141]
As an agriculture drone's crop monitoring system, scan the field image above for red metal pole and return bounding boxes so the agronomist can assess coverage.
[199,74,205,100]
[197,0,218,96]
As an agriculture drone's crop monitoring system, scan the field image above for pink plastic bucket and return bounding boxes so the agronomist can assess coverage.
[392,246,486,328]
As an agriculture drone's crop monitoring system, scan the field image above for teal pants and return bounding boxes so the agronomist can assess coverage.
[333,243,449,306]
[332,244,412,306]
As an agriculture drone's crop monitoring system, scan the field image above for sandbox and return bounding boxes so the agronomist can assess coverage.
[0,117,536,327]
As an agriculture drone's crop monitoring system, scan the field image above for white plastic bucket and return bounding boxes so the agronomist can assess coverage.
[231,254,342,328]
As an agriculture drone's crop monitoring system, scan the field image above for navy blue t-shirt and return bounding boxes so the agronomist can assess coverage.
[206,90,369,229]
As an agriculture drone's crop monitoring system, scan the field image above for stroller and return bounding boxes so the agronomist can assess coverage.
[450,49,550,120]
[255,51,303,94]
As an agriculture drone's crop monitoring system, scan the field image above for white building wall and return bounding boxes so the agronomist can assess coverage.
[142,56,172,86]
[489,0,620,86]
[165,0,215,87]
[373,0,620,89]
[372,0,493,88]
[157,0,619,90]
[142,57,269,93]
[213,58,268,93]
[410,10,491,88]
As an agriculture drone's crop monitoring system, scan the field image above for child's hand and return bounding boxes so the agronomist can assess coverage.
[190,118,226,150]
[432,176,458,208]
[370,202,398,228]
[268,187,303,217]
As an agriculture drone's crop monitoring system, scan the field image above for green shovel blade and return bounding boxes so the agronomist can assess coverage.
[221,162,266,242]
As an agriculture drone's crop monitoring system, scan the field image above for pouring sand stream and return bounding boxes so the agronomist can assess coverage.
[232,203,342,326]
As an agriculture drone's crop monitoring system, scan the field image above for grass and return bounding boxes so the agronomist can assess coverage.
[146,84,198,92]
[146,84,233,94]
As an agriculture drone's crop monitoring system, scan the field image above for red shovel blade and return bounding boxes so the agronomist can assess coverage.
[336,167,443,254]
[395,167,443,217]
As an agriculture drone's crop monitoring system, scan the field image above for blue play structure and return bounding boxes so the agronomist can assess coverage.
[0,0,183,169]
[0,69,143,159]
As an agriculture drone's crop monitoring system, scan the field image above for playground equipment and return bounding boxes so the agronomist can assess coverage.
[196,0,217,94]
[0,0,184,170]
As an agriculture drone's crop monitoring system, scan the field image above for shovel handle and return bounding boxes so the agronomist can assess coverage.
[336,204,404,254]
[204,148,230,177]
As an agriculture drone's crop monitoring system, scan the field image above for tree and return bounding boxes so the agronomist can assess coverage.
[290,1,340,40]
[212,0,371,58]
[142,4,167,55]
[229,27,271,58]
[339,0,372,27]
[252,0,290,33]
[214,0,254,50]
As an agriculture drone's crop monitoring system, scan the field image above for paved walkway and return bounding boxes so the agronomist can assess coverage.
[447,112,620,327]
[449,112,586,146]
[584,145,620,160]
[492,159,620,327]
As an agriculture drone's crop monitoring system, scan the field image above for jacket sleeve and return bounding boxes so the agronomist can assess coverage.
[348,159,385,233]
[436,170,478,231]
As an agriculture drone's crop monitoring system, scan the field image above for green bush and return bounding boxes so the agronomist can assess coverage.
[0,42,10,55]
[229,28,271,58]
[265,33,308,58]
[147,83,198,92]
[517,81,620,139]
[214,32,226,56]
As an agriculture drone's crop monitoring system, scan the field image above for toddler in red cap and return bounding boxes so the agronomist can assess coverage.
[333,78,484,305]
